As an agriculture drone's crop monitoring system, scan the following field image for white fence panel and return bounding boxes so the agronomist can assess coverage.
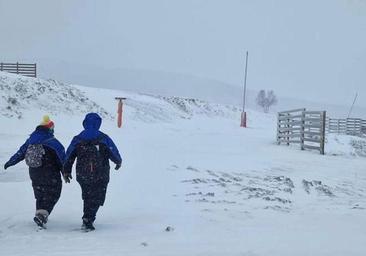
[277,108,326,155]
[326,118,366,136]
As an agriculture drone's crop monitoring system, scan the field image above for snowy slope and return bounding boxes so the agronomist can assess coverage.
[40,62,366,118]
[1,74,366,256]
[0,71,111,119]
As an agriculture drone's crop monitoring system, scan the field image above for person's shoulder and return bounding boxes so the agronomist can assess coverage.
[49,137,65,149]
[99,131,109,137]
[29,127,42,138]
[73,134,81,140]
[70,135,83,145]
[98,132,113,144]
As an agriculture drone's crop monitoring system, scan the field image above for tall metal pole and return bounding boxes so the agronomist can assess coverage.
[241,51,249,127]
[243,51,249,112]
[347,92,358,118]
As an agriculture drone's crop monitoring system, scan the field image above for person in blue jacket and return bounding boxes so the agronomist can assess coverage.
[63,112,122,231]
[4,116,65,228]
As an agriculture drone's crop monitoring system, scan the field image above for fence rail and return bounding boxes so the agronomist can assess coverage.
[326,118,366,136]
[277,108,326,154]
[0,62,37,78]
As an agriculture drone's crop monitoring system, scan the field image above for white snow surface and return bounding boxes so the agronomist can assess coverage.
[0,73,366,256]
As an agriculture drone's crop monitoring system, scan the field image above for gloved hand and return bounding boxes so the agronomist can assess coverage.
[63,173,72,183]
[4,162,11,170]
[115,163,121,170]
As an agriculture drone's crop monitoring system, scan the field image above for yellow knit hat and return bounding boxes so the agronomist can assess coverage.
[40,115,54,129]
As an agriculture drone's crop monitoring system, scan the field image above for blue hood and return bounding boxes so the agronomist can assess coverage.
[83,113,102,130]
[79,113,102,140]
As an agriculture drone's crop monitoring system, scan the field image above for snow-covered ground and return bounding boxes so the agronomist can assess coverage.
[1,73,366,256]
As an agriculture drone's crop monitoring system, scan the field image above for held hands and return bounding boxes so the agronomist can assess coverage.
[63,173,72,183]
[115,163,121,170]
[4,162,11,170]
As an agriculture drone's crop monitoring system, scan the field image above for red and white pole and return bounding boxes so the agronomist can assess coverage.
[115,97,127,128]
[241,51,249,128]
[240,111,247,127]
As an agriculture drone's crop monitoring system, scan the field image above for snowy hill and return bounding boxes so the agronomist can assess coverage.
[39,61,366,118]
[0,71,244,123]
[40,62,249,106]
[1,73,366,256]
[0,72,111,119]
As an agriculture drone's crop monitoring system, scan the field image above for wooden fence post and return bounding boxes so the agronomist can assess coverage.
[277,113,280,144]
[320,111,326,155]
[300,111,305,150]
[286,113,290,146]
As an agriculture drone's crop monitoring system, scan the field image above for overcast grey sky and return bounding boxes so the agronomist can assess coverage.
[1,0,366,106]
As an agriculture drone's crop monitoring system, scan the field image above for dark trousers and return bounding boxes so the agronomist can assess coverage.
[32,182,62,214]
[79,181,108,222]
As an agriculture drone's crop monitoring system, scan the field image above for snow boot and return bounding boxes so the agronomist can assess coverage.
[33,209,49,228]
[81,218,95,232]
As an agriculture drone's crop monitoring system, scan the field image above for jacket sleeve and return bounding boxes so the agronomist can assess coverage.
[6,139,29,167]
[63,137,79,174]
[104,135,122,165]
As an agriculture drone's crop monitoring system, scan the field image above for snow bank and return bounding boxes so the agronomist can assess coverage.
[0,72,111,119]
[0,72,246,125]
[326,133,366,157]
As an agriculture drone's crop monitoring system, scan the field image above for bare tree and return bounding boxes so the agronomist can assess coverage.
[256,90,267,111]
[256,90,278,113]
[266,90,278,112]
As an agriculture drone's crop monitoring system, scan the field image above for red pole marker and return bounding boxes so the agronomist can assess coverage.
[117,100,123,128]
[115,97,127,128]
[240,111,247,127]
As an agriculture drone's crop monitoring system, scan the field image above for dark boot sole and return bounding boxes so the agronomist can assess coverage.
[81,224,95,232]
[81,227,95,232]
[33,217,46,229]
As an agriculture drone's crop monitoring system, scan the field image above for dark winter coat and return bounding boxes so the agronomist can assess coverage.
[63,113,122,184]
[6,126,66,186]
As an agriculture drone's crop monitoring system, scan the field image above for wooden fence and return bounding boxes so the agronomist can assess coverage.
[277,108,326,154]
[0,62,37,78]
[327,118,366,136]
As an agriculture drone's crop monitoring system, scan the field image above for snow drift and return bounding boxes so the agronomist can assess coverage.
[0,72,111,119]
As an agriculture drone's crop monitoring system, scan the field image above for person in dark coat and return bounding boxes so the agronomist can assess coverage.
[4,115,65,228]
[63,112,122,231]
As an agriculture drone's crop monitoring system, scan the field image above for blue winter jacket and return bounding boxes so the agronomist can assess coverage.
[6,126,66,168]
[63,113,122,182]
